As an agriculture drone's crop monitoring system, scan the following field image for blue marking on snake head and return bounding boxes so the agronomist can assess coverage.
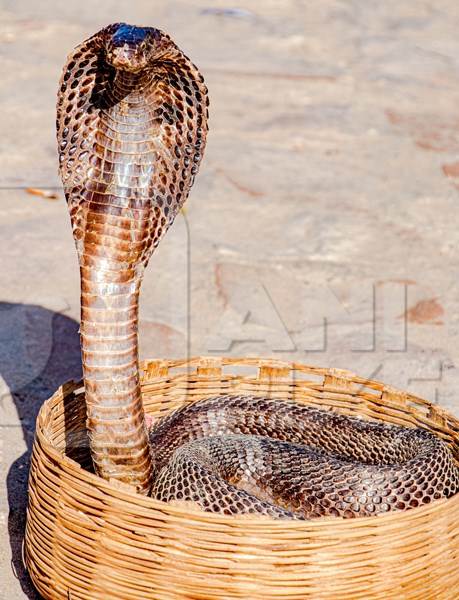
[112,23,149,48]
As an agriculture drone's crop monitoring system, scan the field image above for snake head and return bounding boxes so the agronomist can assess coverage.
[103,23,166,73]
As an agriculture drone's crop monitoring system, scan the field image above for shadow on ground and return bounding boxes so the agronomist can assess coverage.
[2,302,82,599]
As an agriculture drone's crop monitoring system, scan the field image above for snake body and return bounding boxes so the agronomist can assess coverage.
[58,23,458,518]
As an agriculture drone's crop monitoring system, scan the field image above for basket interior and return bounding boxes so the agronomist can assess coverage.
[45,356,459,469]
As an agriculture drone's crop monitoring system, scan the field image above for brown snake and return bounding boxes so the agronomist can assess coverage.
[58,23,459,519]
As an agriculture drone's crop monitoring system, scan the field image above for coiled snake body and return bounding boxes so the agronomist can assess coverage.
[58,23,459,519]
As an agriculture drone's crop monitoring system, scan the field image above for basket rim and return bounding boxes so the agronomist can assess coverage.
[35,355,459,530]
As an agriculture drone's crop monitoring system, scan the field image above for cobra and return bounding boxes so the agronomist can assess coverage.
[58,23,458,518]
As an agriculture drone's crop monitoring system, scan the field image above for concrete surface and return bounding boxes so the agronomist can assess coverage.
[2,1,459,597]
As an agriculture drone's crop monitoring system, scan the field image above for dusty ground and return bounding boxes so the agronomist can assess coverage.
[2,1,459,597]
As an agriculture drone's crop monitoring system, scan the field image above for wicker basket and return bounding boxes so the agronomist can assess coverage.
[25,356,459,600]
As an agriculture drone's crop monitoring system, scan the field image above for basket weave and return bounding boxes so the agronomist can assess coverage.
[25,356,459,600]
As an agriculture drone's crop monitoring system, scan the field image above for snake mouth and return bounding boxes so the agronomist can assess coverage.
[107,46,149,73]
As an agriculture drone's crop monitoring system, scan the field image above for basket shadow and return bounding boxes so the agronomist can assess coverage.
[2,302,82,599]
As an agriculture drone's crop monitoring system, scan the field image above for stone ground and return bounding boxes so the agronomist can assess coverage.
[2,1,459,597]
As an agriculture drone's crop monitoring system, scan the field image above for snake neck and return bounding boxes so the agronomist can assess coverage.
[105,69,154,106]
[78,70,160,493]
[80,265,152,492]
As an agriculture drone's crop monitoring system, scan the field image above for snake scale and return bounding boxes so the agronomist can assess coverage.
[58,23,458,519]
